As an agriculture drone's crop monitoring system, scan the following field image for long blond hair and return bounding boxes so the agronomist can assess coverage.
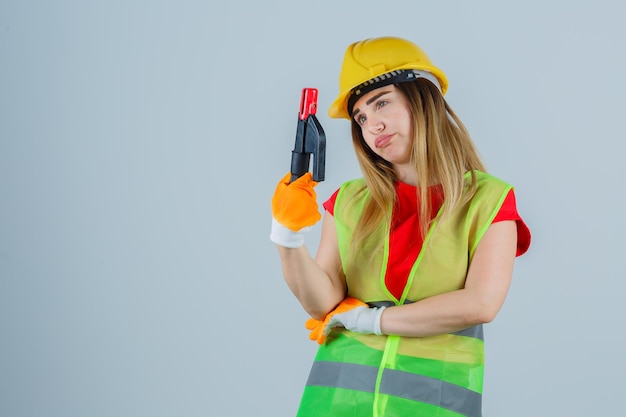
[349,79,486,253]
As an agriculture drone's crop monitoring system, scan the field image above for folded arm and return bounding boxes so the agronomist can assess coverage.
[380,220,518,337]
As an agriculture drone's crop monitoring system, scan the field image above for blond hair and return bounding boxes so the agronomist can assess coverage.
[349,79,486,254]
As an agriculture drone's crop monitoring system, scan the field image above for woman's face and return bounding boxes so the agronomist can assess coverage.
[351,84,414,168]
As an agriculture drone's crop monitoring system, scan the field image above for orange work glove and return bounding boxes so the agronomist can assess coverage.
[305,297,369,345]
[270,172,321,248]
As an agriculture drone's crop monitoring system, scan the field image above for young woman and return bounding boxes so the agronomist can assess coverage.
[270,36,531,417]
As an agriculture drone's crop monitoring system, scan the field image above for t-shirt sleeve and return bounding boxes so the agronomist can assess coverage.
[323,188,340,216]
[493,188,531,257]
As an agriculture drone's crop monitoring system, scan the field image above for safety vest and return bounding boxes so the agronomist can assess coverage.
[296,171,512,417]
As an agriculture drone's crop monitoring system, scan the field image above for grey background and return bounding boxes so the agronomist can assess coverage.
[1,1,624,416]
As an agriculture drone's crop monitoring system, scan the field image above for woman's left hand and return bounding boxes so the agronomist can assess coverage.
[324,304,386,336]
[305,297,372,344]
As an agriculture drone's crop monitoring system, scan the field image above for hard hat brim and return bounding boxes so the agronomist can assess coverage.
[328,64,448,120]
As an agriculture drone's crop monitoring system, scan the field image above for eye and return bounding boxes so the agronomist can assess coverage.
[377,100,388,109]
[355,114,367,125]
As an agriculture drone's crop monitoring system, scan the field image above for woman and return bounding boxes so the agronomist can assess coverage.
[270,36,531,417]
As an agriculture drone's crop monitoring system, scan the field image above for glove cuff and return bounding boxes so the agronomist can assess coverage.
[270,218,310,248]
[373,306,386,335]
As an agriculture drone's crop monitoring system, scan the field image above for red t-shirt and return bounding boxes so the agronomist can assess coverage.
[323,181,531,300]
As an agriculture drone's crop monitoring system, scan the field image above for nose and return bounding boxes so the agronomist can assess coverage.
[367,115,385,134]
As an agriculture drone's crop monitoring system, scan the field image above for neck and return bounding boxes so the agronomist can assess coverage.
[394,164,417,186]
[394,165,441,187]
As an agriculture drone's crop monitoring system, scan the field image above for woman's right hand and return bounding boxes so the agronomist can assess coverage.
[270,172,321,248]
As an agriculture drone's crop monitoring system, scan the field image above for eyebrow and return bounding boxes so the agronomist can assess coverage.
[351,90,392,117]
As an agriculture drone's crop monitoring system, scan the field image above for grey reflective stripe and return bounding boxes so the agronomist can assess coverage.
[307,361,482,416]
[452,324,484,341]
[306,361,378,392]
[380,368,482,416]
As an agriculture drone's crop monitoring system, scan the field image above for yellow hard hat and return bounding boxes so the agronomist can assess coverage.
[328,37,448,120]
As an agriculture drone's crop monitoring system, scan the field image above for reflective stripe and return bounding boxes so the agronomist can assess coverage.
[380,368,482,416]
[307,361,482,416]
[452,324,484,341]
[306,361,378,392]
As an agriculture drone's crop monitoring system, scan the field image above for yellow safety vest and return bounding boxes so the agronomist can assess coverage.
[297,171,512,417]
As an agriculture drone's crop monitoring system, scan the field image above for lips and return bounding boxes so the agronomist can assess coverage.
[374,134,393,148]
